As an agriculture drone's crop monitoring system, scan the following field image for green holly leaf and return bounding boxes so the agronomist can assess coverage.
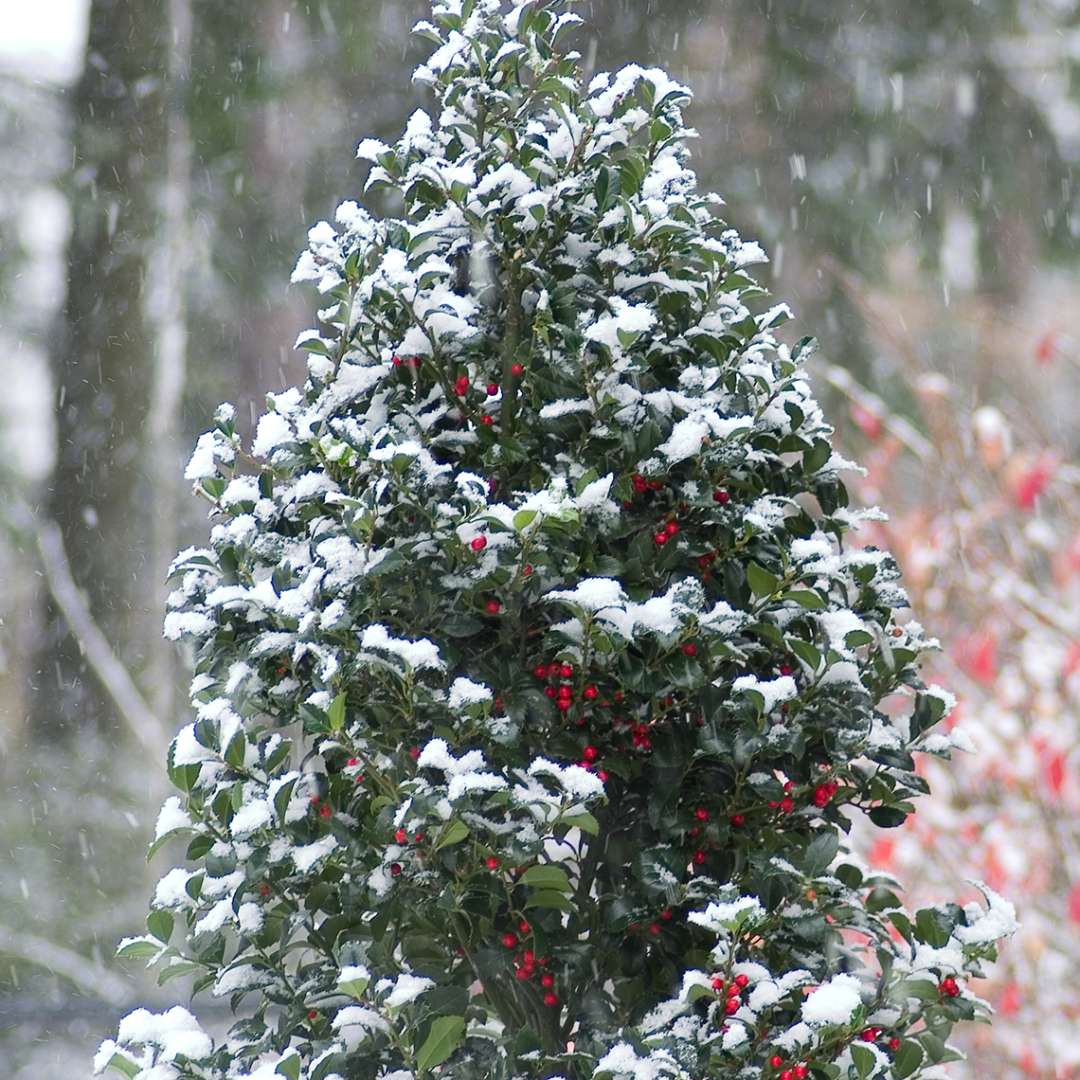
[416,1015,466,1073]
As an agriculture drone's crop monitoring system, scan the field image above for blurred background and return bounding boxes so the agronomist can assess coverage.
[1,0,1078,1074]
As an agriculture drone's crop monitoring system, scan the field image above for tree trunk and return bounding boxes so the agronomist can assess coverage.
[36,0,170,735]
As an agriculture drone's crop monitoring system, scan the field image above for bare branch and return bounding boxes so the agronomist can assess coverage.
[34,518,168,755]
[0,922,134,1006]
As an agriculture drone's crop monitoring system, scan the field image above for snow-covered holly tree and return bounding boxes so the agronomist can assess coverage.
[96,3,1016,1079]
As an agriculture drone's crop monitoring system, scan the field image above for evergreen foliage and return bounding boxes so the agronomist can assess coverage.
[96,3,1014,1078]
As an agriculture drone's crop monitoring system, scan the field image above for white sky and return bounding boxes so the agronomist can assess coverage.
[0,0,89,84]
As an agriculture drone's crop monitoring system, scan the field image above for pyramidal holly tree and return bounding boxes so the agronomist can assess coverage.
[95,3,1016,1079]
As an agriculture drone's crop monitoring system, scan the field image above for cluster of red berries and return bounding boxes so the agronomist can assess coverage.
[630,722,652,752]
[501,929,559,1005]
[309,794,333,819]
[767,780,797,815]
[345,756,365,784]
[812,780,840,808]
[647,907,675,936]
[711,972,750,1016]
[393,827,425,845]
[766,1055,808,1079]
[653,518,680,546]
[859,1027,901,1052]
[532,661,580,713]
[390,354,423,369]
[631,473,663,496]
[940,976,961,997]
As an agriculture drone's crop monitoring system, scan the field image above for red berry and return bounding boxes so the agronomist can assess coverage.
[540,972,555,989]
[660,908,673,921]
[486,856,500,870]
[454,375,469,395]
[654,532,668,546]
[347,757,359,766]
[695,807,709,821]
[390,863,402,876]
[779,797,795,814]
[394,828,408,844]
[557,700,572,712]
[596,769,609,782]
[860,1027,878,1042]
[544,686,557,699]
[666,521,679,537]
[534,664,547,679]
[713,488,730,504]
[258,881,271,897]
[794,1067,809,1080]
[779,663,793,676]
[887,1038,900,1052]
[681,642,698,656]
[558,684,573,699]
[392,355,403,367]
[780,1072,793,1080]
[711,976,725,990]
[471,536,487,552]
[769,1056,784,1069]
[543,992,558,1007]
[518,919,531,934]
[510,363,525,377]
[726,982,740,997]
[559,663,573,678]
[486,383,499,395]
[583,745,599,762]
[730,813,745,827]
[648,922,661,936]
[485,599,501,615]
[318,803,332,818]
[724,998,739,1015]
[941,976,960,997]
[409,746,420,760]
[515,966,531,981]
[734,974,749,988]
[523,564,533,576]
[480,415,494,426]
[501,932,518,949]
[308,1009,319,1020]
[693,850,707,865]
[413,832,424,842]
[583,685,599,700]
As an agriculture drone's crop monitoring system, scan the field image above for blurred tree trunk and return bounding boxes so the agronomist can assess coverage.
[145,0,193,727]
[36,0,170,735]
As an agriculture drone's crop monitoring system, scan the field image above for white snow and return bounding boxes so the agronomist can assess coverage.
[528,757,606,800]
[801,973,864,1026]
[584,297,656,353]
[361,624,444,671]
[116,1006,211,1062]
[732,674,798,713]
[448,677,493,710]
[153,797,192,840]
[385,972,435,1007]
[292,835,338,873]
[687,897,764,932]
[251,412,294,458]
[544,577,627,612]
[230,798,273,837]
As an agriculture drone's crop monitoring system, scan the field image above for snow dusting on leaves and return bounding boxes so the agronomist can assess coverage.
[100,3,1012,1079]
